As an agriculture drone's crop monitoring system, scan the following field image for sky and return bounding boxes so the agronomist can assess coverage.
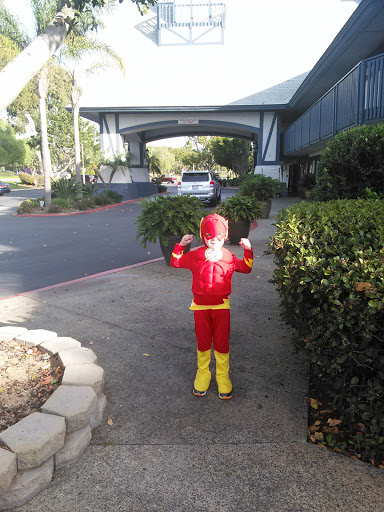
[3,0,359,146]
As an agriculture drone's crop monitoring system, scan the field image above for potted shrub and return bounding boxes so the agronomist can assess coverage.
[238,174,281,218]
[215,195,262,245]
[135,195,203,265]
[300,173,316,199]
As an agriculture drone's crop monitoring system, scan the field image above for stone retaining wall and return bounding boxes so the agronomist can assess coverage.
[0,326,106,510]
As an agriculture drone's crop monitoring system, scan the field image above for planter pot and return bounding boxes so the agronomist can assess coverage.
[228,219,250,245]
[160,235,191,265]
[257,199,272,219]
[304,189,312,199]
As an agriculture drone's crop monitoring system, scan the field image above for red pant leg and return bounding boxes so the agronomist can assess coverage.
[194,309,230,353]
[211,309,230,354]
[194,310,212,352]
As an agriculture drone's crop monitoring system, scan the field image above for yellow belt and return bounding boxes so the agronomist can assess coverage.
[189,298,230,311]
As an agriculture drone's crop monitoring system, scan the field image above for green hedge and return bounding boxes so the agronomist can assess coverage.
[270,199,384,462]
[313,124,384,201]
[19,173,44,186]
[94,190,123,205]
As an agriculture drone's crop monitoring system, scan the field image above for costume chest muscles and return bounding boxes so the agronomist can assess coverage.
[190,248,235,292]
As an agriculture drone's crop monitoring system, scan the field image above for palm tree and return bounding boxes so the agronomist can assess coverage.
[1,1,63,206]
[58,17,124,195]
[0,0,155,113]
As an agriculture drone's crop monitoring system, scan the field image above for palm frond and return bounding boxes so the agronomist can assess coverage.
[30,0,57,36]
[0,6,30,49]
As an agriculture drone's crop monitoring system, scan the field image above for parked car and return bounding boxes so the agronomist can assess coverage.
[151,175,176,184]
[161,175,177,184]
[0,182,11,196]
[178,171,221,206]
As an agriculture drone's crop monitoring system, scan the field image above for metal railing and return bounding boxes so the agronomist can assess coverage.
[157,2,226,28]
[283,52,384,155]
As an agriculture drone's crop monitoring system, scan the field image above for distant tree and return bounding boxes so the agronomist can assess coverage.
[0,120,30,169]
[147,146,175,175]
[0,35,38,134]
[185,136,217,170]
[210,137,252,175]
[173,145,199,172]
[42,99,100,174]
[58,4,124,196]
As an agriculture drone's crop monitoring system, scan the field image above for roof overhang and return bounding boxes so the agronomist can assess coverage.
[76,104,287,125]
[289,0,384,116]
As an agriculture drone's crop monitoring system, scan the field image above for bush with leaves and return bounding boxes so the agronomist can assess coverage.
[51,198,72,210]
[94,190,123,205]
[19,173,43,186]
[47,204,62,214]
[215,195,262,222]
[17,199,41,214]
[136,195,204,248]
[238,174,281,200]
[74,197,96,210]
[270,199,384,463]
[313,124,384,201]
[51,176,79,200]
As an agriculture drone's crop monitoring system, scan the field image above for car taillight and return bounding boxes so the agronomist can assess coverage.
[178,182,181,186]
[210,181,214,185]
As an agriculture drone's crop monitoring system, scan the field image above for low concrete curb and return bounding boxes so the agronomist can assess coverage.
[0,326,106,510]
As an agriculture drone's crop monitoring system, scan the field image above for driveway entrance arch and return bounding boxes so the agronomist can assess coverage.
[79,105,282,199]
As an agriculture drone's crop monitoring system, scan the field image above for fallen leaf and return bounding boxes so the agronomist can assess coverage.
[107,417,114,426]
[370,459,375,466]
[143,353,150,357]
[319,409,334,414]
[355,282,372,292]
[165,290,170,293]
[378,465,384,469]
[309,398,319,409]
[314,431,324,442]
[89,341,94,345]
[328,418,343,427]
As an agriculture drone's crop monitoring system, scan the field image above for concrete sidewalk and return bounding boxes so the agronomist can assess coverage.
[2,197,384,511]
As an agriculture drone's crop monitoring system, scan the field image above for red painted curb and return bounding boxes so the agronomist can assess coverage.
[0,257,164,300]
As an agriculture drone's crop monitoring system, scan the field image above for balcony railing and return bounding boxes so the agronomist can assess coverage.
[157,2,226,28]
[283,52,384,155]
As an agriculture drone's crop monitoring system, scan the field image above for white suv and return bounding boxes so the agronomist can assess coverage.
[178,171,222,206]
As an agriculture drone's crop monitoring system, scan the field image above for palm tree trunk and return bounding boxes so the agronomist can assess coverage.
[0,17,68,112]
[38,66,52,208]
[71,77,83,198]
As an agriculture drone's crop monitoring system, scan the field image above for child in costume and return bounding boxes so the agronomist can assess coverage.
[170,213,253,399]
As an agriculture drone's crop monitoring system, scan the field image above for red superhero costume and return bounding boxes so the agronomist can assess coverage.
[171,213,253,399]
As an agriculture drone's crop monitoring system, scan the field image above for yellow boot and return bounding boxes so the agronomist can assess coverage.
[193,349,211,397]
[214,351,232,399]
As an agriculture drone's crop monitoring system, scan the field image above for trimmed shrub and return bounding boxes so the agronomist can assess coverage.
[239,174,281,200]
[19,173,43,186]
[17,199,41,214]
[270,199,384,462]
[51,198,72,210]
[94,190,123,205]
[313,124,384,201]
[74,197,96,210]
[47,204,62,214]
